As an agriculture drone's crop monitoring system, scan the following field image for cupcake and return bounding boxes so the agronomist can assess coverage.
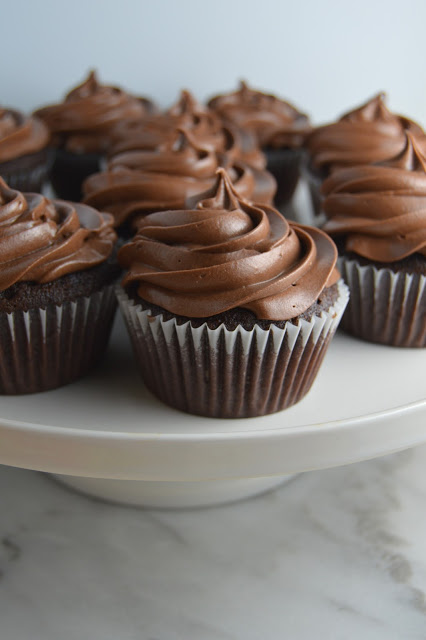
[322,132,426,347]
[116,169,349,418]
[208,81,311,211]
[0,177,119,394]
[109,88,266,171]
[304,93,425,221]
[0,107,50,192]
[83,128,276,235]
[34,70,156,201]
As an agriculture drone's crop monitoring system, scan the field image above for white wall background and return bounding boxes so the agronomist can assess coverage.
[2,0,425,127]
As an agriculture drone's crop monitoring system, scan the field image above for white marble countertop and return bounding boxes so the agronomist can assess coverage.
[1,446,426,640]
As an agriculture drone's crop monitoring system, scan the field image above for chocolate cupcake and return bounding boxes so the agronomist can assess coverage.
[304,93,425,221]
[83,128,276,236]
[0,178,119,394]
[208,81,311,211]
[34,70,156,201]
[0,107,50,192]
[116,169,348,418]
[322,132,426,347]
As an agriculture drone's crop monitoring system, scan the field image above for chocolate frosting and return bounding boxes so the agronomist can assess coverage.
[0,108,49,164]
[0,177,116,290]
[34,71,155,154]
[322,133,426,262]
[109,89,266,170]
[208,81,311,149]
[306,93,425,174]
[119,169,339,320]
[83,129,276,227]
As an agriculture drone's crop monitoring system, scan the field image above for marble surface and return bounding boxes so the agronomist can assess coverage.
[1,447,426,639]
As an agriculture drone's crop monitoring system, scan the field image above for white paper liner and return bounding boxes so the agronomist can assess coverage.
[0,284,117,394]
[117,280,349,418]
[338,256,426,347]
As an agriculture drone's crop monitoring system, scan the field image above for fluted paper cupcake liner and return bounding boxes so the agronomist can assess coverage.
[338,256,426,348]
[117,280,349,418]
[0,285,117,394]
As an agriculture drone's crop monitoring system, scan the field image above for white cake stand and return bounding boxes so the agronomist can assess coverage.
[0,312,425,508]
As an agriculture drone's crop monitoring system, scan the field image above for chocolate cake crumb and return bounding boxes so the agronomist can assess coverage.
[126,283,340,331]
[0,259,120,313]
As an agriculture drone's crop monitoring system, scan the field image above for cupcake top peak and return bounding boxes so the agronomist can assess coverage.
[65,69,100,101]
[196,167,246,213]
[341,92,394,124]
[0,177,116,290]
[163,90,224,139]
[167,89,208,119]
[237,79,254,93]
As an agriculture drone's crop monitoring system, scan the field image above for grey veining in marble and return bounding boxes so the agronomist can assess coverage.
[1,446,426,639]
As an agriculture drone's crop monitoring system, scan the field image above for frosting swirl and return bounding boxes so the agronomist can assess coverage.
[0,108,49,164]
[83,129,276,227]
[208,81,311,149]
[34,70,155,154]
[306,93,425,174]
[0,177,116,290]
[119,169,339,320]
[322,132,426,261]
[109,89,266,170]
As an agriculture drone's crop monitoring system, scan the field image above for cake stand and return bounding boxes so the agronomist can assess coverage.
[0,311,425,508]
